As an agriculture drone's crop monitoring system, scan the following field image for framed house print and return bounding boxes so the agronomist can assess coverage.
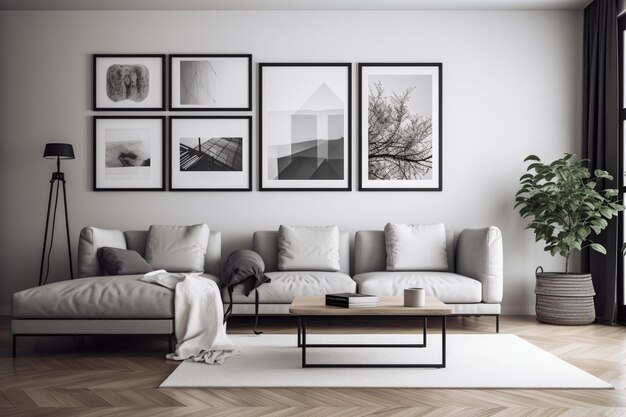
[169,54,252,111]
[93,117,165,191]
[259,63,352,191]
[358,63,442,191]
[169,116,252,191]
[93,54,165,111]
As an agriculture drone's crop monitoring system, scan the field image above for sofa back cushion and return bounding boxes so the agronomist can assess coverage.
[78,227,221,278]
[384,223,448,271]
[278,225,341,271]
[355,230,455,275]
[145,224,210,272]
[78,227,127,278]
[254,230,350,275]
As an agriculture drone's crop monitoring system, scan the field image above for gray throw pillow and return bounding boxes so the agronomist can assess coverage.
[97,247,153,276]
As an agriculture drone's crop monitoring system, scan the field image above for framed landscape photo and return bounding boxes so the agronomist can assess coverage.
[169,116,252,191]
[259,63,352,191]
[93,54,165,111]
[169,54,252,111]
[93,117,165,191]
[358,63,442,191]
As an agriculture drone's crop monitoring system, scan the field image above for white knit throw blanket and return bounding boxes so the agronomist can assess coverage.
[141,270,240,364]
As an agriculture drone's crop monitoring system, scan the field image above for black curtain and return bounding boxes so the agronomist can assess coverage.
[583,0,620,324]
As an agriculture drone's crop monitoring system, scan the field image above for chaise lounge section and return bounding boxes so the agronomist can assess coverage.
[11,226,221,356]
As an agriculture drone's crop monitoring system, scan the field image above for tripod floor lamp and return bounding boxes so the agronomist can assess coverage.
[39,143,75,286]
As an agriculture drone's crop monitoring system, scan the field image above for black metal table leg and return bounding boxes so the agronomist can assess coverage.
[423,317,427,347]
[441,315,446,368]
[297,317,302,347]
[301,318,307,368]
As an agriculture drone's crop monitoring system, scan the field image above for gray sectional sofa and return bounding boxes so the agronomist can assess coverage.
[11,227,221,357]
[12,225,503,356]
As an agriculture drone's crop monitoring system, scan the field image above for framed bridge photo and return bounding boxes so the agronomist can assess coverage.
[169,116,252,191]
[358,63,442,191]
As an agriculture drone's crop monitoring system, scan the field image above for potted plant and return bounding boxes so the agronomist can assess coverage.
[515,153,623,325]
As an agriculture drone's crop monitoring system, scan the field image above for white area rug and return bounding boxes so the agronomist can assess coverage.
[160,334,612,389]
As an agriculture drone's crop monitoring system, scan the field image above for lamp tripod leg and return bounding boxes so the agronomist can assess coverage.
[61,179,73,279]
[38,178,56,286]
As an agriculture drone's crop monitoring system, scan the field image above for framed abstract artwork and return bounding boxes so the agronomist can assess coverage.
[259,63,352,191]
[358,63,442,191]
[93,117,165,191]
[169,116,252,191]
[169,54,252,111]
[93,54,165,111]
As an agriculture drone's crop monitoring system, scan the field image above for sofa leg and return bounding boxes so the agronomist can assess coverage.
[168,334,175,353]
[496,315,500,333]
[12,335,16,358]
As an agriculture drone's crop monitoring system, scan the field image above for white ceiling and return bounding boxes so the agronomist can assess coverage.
[0,0,593,11]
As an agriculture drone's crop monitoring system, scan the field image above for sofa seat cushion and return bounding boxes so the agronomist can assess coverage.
[226,271,356,304]
[12,275,177,319]
[353,271,482,303]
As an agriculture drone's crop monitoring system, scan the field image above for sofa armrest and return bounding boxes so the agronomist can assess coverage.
[455,226,503,304]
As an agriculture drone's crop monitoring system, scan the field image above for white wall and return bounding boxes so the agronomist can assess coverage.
[0,10,582,315]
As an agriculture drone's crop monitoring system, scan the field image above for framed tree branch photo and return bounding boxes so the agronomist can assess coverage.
[358,63,442,191]
[259,63,352,191]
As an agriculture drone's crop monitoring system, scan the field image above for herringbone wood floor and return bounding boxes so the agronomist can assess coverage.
[0,315,625,416]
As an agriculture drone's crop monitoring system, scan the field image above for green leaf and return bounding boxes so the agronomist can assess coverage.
[524,155,541,162]
[590,243,607,255]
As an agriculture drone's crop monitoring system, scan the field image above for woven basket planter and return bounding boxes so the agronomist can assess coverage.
[535,267,596,325]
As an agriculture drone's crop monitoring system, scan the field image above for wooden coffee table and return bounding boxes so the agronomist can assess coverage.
[289,295,453,368]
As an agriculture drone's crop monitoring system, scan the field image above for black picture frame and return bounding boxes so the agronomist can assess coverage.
[93,54,166,111]
[258,62,352,191]
[93,116,166,191]
[358,63,443,191]
[168,116,253,191]
[169,54,252,111]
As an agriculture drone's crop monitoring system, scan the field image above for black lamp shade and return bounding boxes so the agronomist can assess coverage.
[44,143,75,160]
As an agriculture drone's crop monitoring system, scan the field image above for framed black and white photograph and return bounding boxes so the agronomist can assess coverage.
[169,116,252,191]
[169,54,252,111]
[93,117,165,191]
[93,54,165,111]
[358,63,442,191]
[259,63,351,191]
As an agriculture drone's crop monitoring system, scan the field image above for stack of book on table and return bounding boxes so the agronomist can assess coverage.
[325,293,379,308]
